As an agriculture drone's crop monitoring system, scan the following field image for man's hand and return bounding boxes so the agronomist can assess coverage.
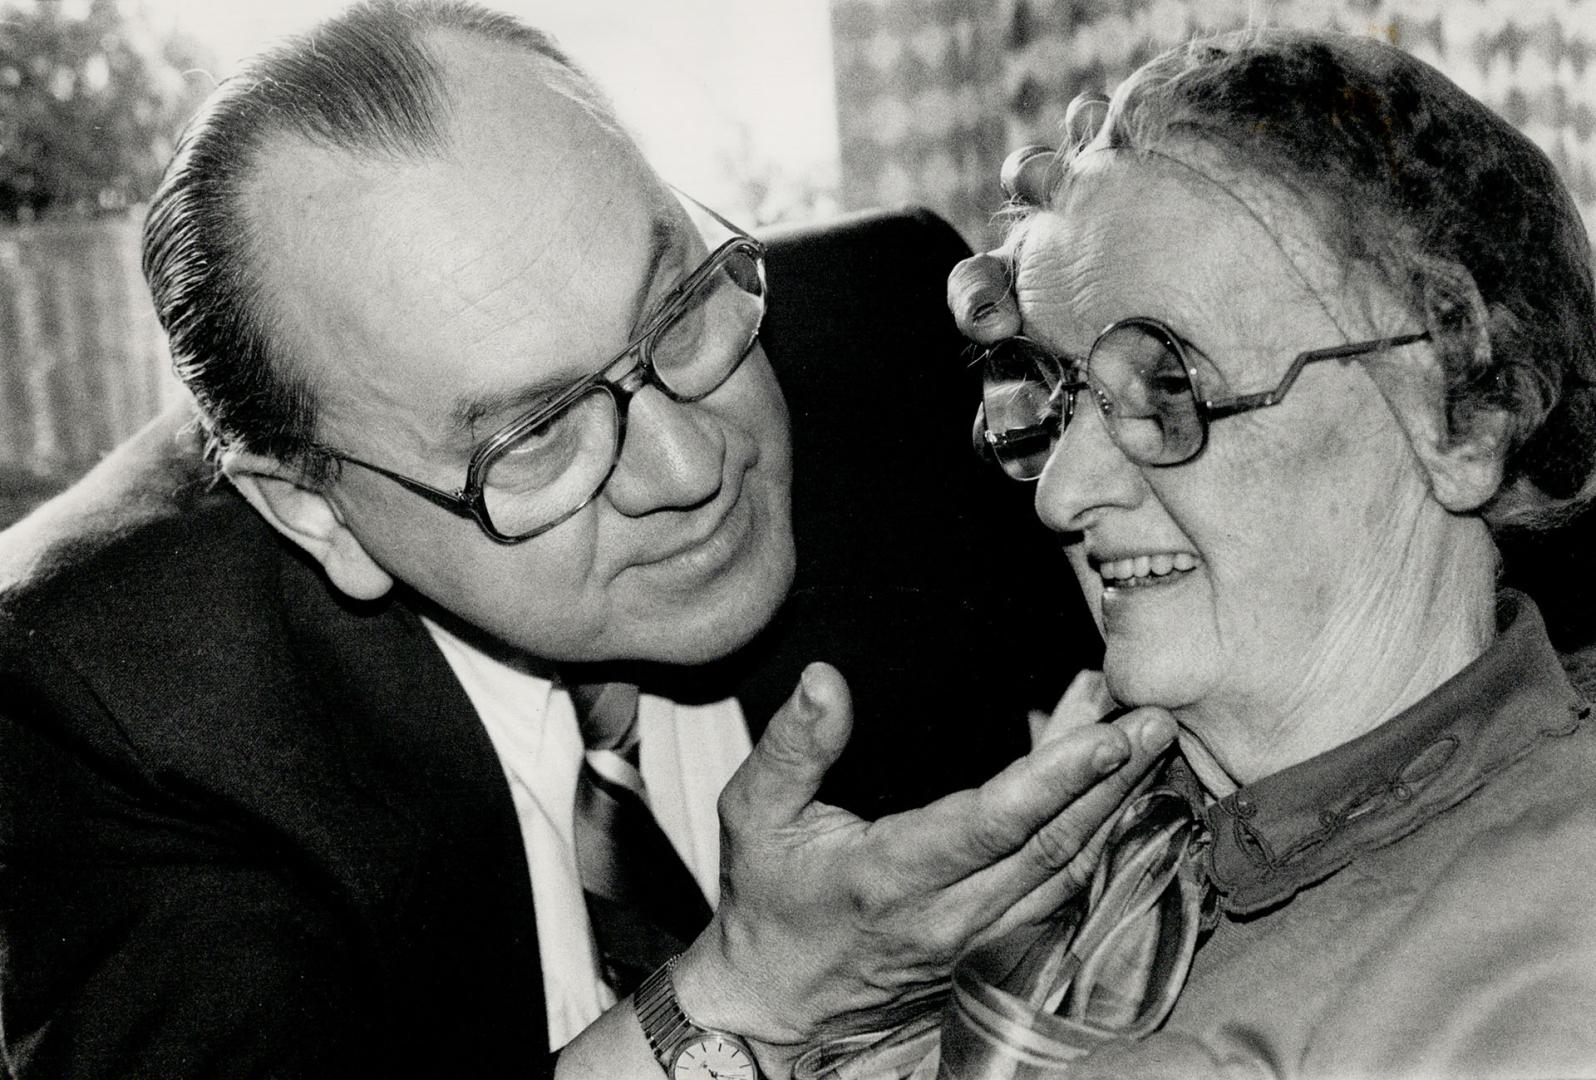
[1030,668,1118,747]
[672,661,1175,1058]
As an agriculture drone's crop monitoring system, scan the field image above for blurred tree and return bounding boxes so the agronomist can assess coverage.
[0,0,212,221]
[718,121,839,228]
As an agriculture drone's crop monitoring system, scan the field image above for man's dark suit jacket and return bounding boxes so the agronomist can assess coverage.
[0,211,1090,1079]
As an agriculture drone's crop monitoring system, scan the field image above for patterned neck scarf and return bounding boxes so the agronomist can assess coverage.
[795,786,1212,1080]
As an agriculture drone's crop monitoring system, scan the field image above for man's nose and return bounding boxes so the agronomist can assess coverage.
[1034,400,1147,534]
[603,386,726,515]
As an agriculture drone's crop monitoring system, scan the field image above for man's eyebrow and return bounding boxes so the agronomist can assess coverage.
[444,214,681,443]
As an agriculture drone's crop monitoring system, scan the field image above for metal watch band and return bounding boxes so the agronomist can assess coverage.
[632,957,762,1079]
[633,958,695,1070]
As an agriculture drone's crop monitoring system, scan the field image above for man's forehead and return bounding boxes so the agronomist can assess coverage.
[427,29,626,172]
[241,36,678,455]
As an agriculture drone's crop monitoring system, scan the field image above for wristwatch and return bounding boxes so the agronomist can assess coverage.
[633,957,762,1080]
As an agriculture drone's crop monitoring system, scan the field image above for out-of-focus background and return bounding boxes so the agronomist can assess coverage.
[2,0,1593,525]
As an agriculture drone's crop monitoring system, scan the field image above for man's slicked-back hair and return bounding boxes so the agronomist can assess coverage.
[142,0,605,481]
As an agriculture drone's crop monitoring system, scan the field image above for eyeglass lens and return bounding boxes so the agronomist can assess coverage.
[981,339,1069,480]
[649,246,764,397]
[479,244,765,537]
[981,320,1206,479]
[1091,321,1205,465]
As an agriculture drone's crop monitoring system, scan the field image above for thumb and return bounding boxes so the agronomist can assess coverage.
[1033,669,1115,747]
[725,662,854,828]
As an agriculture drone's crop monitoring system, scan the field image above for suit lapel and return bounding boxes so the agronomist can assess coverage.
[276,548,549,1065]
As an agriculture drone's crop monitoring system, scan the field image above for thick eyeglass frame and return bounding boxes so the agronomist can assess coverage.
[316,196,767,543]
[978,315,1431,478]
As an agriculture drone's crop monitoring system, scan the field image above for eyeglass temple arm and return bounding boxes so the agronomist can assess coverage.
[669,184,762,244]
[1202,332,1431,420]
[985,425,1052,451]
[325,451,479,520]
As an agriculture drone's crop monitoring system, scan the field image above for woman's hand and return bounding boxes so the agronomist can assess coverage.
[947,251,1021,346]
[946,144,1058,350]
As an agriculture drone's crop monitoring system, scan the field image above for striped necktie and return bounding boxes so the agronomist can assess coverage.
[570,681,713,997]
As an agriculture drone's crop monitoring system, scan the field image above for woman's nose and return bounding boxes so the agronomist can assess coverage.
[1034,398,1146,533]
[602,386,727,515]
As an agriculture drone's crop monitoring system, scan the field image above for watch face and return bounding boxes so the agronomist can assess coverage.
[670,1034,757,1080]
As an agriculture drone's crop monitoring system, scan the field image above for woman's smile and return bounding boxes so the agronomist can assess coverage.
[1095,551,1200,588]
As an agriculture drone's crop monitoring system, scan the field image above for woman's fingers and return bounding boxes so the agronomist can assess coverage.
[999,144,1059,206]
[948,252,1021,344]
[950,145,1059,347]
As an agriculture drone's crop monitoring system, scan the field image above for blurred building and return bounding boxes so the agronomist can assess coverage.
[831,0,1596,245]
[830,0,1010,247]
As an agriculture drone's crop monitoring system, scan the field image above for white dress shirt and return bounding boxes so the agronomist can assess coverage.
[423,618,753,1049]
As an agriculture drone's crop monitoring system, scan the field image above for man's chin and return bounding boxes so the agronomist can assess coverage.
[635,570,793,665]
[624,539,796,665]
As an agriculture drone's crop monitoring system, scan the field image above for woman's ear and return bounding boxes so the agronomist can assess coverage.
[1413,399,1511,514]
[1370,258,1509,514]
[221,448,394,601]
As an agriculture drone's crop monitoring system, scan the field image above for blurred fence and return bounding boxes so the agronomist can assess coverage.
[0,215,182,526]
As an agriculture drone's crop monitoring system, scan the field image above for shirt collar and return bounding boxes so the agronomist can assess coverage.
[1201,590,1590,914]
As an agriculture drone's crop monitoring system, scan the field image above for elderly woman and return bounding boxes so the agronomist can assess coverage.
[942,26,1596,1080]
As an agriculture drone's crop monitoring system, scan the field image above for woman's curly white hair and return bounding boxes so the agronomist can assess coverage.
[1021,28,1596,531]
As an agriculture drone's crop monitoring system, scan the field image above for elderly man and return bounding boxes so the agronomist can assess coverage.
[0,3,1173,1078]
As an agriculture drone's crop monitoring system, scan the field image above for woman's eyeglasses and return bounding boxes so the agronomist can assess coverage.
[975,316,1429,480]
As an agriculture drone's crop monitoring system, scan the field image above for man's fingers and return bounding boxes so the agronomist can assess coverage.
[1032,669,1114,747]
[722,662,854,829]
[1026,709,1052,746]
[876,720,1133,891]
[979,748,1163,940]
[948,252,1020,345]
[961,707,1177,926]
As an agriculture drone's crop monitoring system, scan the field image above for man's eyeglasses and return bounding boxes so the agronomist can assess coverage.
[974,316,1429,479]
[318,193,767,543]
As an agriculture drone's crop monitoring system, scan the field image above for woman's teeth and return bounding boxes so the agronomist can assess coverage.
[1098,552,1198,585]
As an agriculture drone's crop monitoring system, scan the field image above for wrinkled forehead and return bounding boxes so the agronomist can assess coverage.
[240,40,684,449]
[1024,142,1375,340]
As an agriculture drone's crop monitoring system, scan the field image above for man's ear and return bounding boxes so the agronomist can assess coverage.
[220,448,395,601]
[1368,260,1509,515]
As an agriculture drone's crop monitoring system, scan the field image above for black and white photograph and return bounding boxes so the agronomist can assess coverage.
[2,1,1594,1077]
